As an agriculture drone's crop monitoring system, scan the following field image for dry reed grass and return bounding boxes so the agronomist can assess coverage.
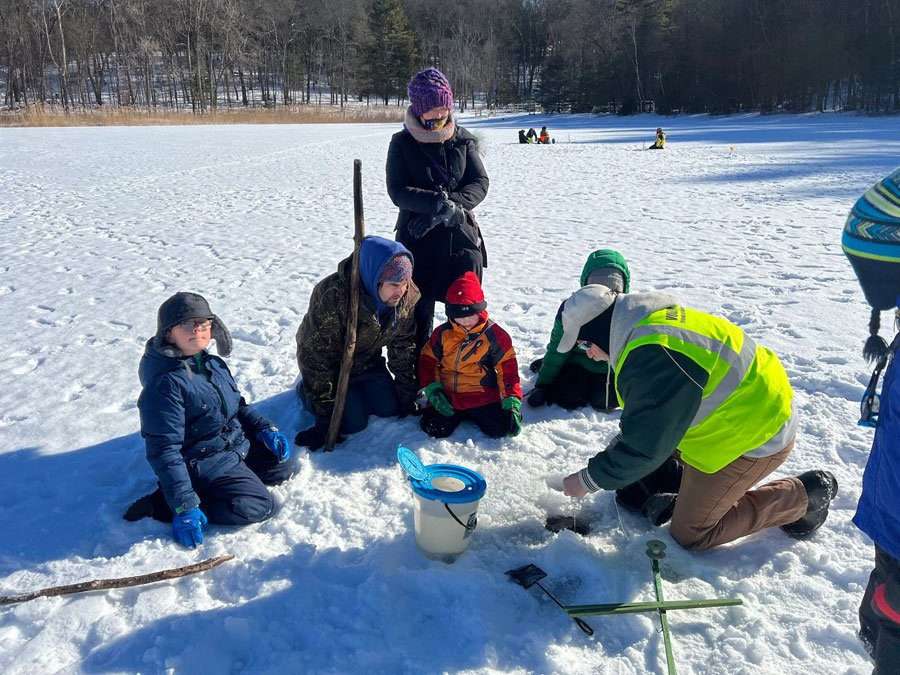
[0,104,405,127]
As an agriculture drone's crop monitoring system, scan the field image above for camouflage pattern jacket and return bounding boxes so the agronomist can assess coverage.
[296,255,420,418]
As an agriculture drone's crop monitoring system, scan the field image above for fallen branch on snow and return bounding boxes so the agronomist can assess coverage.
[0,554,235,605]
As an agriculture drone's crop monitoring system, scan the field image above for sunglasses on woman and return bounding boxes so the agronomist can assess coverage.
[422,115,449,131]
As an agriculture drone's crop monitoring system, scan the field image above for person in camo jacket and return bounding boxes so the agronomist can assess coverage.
[294,236,420,450]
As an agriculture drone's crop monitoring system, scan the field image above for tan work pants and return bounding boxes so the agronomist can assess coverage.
[670,442,808,550]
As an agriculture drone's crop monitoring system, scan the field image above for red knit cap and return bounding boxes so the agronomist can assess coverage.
[445,272,487,318]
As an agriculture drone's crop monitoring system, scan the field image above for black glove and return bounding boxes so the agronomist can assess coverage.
[527,386,548,408]
[294,419,344,451]
[407,213,439,240]
[529,357,544,373]
[430,199,466,229]
[442,200,466,228]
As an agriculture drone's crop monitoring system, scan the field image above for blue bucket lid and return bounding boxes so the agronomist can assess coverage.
[408,463,487,504]
[397,446,430,481]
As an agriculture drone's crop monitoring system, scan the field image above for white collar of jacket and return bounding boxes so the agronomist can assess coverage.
[607,292,680,367]
[404,108,456,144]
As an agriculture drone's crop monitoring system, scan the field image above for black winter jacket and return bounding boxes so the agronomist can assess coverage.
[386,126,489,238]
[137,339,272,512]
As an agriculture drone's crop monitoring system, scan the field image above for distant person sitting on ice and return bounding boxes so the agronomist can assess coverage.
[538,126,551,144]
[294,236,420,450]
[557,285,838,550]
[842,169,900,668]
[525,127,538,143]
[418,272,523,439]
[125,292,299,548]
[518,129,528,144]
[649,127,666,150]
[528,249,630,412]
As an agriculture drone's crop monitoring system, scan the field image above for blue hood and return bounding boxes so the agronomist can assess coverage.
[358,236,413,315]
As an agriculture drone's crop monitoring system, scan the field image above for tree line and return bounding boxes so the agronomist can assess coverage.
[1,0,898,115]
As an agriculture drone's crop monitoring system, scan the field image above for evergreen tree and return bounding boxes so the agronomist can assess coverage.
[359,0,417,105]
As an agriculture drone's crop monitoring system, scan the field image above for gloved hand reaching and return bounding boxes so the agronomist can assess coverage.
[422,382,455,417]
[172,507,208,548]
[502,396,523,436]
[257,427,291,463]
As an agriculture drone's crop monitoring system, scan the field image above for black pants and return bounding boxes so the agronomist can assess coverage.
[339,366,400,434]
[301,364,400,435]
[615,454,683,512]
[545,362,618,411]
[860,545,900,671]
[421,402,510,439]
[140,440,298,525]
[400,225,483,350]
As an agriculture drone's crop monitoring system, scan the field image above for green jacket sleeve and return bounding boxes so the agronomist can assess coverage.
[537,313,610,386]
[584,345,708,490]
[536,316,568,386]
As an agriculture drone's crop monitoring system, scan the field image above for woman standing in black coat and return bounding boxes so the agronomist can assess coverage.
[386,67,489,349]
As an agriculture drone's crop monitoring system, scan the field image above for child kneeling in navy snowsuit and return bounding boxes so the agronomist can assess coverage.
[126,292,299,548]
[418,272,523,439]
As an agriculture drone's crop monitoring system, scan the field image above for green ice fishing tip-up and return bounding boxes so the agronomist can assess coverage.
[508,540,742,675]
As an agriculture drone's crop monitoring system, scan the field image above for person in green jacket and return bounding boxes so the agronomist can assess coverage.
[528,249,629,412]
[558,286,838,550]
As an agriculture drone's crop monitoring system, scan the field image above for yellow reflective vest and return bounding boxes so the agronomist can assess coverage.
[613,303,793,473]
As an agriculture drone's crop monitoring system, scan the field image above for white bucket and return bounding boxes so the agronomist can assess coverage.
[406,463,487,560]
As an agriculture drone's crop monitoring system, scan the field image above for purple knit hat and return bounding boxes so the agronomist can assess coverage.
[380,254,413,284]
[407,68,454,118]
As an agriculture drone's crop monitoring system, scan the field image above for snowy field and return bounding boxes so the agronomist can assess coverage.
[1,113,899,674]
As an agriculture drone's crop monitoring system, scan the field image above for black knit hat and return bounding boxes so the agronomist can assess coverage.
[156,291,232,356]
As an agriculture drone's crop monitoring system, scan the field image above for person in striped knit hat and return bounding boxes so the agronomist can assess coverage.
[846,168,900,670]
[842,167,900,363]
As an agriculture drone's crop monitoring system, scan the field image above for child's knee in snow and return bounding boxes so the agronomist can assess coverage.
[231,493,275,524]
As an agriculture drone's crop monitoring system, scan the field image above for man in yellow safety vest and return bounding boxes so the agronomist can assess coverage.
[559,285,837,550]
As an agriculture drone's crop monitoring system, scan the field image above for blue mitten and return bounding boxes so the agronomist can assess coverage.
[258,427,291,463]
[172,507,208,548]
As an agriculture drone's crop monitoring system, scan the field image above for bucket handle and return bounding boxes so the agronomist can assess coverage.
[444,503,478,538]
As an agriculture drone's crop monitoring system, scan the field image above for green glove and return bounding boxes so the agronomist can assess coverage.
[423,382,455,417]
[502,396,523,436]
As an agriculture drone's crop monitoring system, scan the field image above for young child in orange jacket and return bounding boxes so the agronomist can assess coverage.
[418,272,523,439]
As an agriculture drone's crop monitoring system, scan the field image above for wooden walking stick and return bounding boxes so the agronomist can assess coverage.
[0,555,234,605]
[325,159,365,451]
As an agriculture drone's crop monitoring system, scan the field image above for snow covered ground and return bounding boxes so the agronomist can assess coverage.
[1,112,898,674]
